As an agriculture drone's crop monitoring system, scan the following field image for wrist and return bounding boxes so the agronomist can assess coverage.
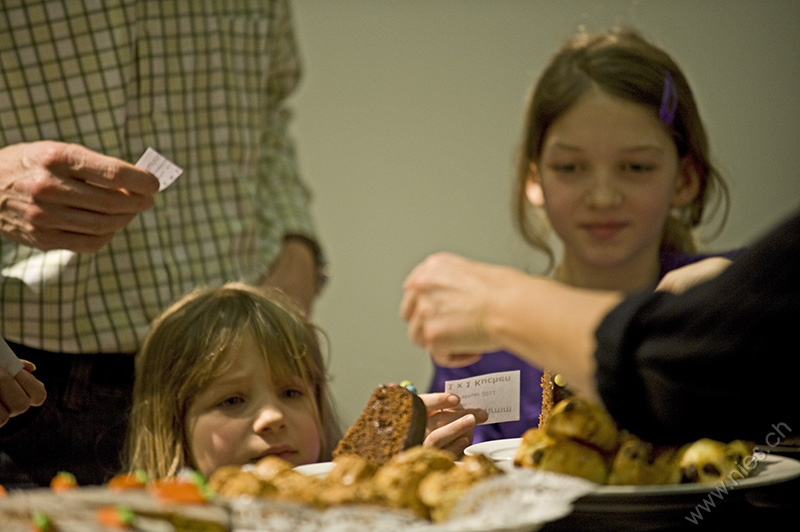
[482,266,537,348]
[283,235,330,294]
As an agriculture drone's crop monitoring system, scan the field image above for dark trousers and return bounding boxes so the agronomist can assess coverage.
[0,343,135,488]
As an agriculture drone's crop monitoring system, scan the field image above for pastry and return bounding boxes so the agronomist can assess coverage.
[207,465,275,498]
[251,455,294,481]
[514,427,608,484]
[326,454,378,486]
[607,432,681,485]
[678,438,756,484]
[545,396,619,453]
[417,453,503,522]
[372,446,456,518]
[314,454,383,507]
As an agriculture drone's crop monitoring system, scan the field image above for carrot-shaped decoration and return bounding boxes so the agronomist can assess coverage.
[108,471,148,492]
[50,471,78,493]
[149,478,208,505]
[95,506,135,529]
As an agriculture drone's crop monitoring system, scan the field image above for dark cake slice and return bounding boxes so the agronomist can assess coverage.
[333,383,426,466]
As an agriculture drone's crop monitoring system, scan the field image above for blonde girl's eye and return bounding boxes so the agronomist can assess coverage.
[281,387,305,400]
[218,395,245,408]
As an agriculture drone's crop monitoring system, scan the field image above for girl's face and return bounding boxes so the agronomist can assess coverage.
[185,332,322,476]
[529,89,698,278]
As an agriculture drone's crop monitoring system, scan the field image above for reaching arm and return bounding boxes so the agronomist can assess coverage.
[403,208,800,444]
[401,252,622,401]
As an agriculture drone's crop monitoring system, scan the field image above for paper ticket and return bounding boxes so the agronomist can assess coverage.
[135,147,184,191]
[0,338,24,376]
[445,370,521,424]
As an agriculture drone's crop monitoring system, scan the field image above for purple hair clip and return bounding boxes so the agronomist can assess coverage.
[659,70,679,126]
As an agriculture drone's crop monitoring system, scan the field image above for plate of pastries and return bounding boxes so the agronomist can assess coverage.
[464,372,800,509]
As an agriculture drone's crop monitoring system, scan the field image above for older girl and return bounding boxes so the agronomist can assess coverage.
[426,28,733,443]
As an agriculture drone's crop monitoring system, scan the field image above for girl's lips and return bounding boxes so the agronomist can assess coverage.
[262,445,296,459]
[581,221,628,240]
[250,445,297,465]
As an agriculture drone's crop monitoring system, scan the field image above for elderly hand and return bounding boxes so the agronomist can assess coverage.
[0,141,159,253]
[401,252,524,366]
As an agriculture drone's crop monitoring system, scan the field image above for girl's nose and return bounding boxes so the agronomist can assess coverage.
[584,172,622,208]
[253,403,286,433]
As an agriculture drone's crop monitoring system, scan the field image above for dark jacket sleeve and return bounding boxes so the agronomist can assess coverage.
[594,207,800,445]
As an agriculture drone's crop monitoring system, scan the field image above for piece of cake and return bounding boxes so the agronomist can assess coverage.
[538,369,573,429]
[333,383,427,466]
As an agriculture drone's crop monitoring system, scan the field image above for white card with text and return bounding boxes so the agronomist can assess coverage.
[0,338,23,376]
[445,370,520,424]
[135,147,184,191]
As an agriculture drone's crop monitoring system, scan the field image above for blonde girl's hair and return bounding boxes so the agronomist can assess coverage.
[125,282,342,479]
[514,27,729,270]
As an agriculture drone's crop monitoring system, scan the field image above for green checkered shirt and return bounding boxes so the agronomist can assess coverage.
[0,0,319,353]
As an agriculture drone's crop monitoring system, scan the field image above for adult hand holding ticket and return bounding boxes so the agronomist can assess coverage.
[0,339,47,427]
[0,141,160,254]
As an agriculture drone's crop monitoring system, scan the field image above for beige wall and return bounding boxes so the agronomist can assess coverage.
[290,0,800,427]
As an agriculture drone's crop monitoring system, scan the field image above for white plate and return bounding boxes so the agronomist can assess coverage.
[592,453,800,498]
[465,437,800,499]
[294,462,336,478]
[464,438,522,462]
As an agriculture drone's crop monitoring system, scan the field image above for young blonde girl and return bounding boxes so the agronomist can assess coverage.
[428,27,733,443]
[125,283,341,479]
[127,282,481,479]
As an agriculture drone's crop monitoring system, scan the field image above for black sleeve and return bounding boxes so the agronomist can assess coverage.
[594,207,800,445]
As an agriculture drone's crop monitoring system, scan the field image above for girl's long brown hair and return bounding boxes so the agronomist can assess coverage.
[514,28,729,270]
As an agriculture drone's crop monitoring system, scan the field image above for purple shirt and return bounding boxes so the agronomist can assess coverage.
[428,250,742,444]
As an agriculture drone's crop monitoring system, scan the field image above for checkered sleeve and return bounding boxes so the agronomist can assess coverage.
[254,0,321,273]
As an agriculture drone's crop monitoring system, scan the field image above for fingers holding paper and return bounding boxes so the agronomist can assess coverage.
[0,361,46,428]
[0,141,160,253]
[420,392,488,457]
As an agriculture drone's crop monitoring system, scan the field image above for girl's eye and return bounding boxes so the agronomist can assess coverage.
[218,396,245,408]
[551,163,579,174]
[621,162,656,173]
[282,388,305,399]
